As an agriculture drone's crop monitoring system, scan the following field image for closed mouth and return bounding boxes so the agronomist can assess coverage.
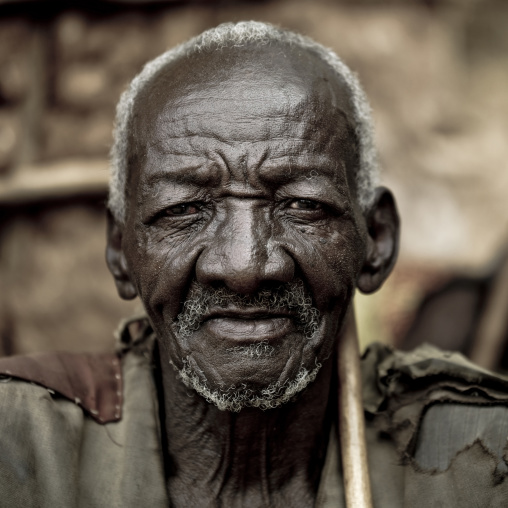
[203,307,295,322]
[200,307,297,343]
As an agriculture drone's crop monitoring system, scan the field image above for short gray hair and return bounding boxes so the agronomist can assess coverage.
[109,21,379,224]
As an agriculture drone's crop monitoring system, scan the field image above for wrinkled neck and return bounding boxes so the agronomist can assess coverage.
[156,346,337,508]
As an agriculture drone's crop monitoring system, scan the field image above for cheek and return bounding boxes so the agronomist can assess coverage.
[281,220,365,309]
[123,224,202,319]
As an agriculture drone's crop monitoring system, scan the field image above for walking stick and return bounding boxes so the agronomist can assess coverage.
[337,306,374,508]
[469,252,508,370]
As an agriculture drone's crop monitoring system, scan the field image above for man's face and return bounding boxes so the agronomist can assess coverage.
[120,45,369,409]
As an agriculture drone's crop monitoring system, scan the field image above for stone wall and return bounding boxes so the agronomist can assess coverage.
[1,0,507,354]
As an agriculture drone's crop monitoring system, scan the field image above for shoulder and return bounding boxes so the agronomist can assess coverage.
[361,341,508,413]
[0,314,154,425]
[0,350,123,507]
[0,350,122,424]
[0,317,165,507]
[363,343,508,506]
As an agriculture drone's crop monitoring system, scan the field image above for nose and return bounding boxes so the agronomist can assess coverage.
[195,203,294,294]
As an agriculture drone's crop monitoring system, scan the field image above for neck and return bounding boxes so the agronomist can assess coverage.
[156,347,337,508]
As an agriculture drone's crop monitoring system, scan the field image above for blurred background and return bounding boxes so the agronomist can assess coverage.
[1,0,507,370]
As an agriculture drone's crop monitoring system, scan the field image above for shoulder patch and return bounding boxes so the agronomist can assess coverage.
[415,403,508,473]
[363,343,508,464]
[0,351,122,424]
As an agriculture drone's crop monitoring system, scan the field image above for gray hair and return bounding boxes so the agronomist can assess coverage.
[109,21,380,224]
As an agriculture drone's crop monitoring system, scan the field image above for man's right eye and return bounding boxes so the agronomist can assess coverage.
[288,199,322,211]
[165,203,200,216]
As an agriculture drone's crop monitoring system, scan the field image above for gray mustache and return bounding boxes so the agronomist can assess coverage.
[175,279,320,339]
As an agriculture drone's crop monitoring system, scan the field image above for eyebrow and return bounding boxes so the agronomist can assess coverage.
[141,159,342,187]
[256,157,342,184]
[142,163,221,187]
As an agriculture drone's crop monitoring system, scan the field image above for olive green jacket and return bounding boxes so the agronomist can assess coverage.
[1,318,508,507]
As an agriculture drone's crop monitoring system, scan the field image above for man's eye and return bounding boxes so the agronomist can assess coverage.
[288,199,322,211]
[165,203,200,216]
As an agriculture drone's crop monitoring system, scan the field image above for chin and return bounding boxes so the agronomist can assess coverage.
[164,323,329,412]
[172,353,323,412]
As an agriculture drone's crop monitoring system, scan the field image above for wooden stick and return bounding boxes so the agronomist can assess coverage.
[470,253,508,370]
[337,306,374,508]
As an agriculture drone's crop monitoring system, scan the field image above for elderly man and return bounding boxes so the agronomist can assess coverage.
[2,21,508,508]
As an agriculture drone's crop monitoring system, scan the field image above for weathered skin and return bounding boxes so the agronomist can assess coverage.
[106,43,399,507]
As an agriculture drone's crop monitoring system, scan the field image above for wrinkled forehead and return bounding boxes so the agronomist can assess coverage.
[134,43,355,132]
[129,43,358,188]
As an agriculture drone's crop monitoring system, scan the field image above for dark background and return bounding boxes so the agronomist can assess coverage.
[1,0,507,356]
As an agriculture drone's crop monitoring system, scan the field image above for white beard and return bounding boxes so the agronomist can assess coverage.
[170,278,322,412]
[173,358,322,412]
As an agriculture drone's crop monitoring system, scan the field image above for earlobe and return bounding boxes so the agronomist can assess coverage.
[106,210,138,300]
[357,187,400,294]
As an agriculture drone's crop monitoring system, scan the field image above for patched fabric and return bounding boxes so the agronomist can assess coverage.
[362,342,508,507]
[415,403,508,473]
[0,351,122,423]
[0,338,168,508]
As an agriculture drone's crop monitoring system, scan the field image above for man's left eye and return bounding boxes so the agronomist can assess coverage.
[288,199,322,211]
[165,203,200,216]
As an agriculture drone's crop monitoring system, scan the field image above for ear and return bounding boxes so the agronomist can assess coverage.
[106,210,138,300]
[357,187,400,294]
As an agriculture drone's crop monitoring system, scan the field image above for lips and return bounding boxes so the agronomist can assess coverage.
[201,308,296,343]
